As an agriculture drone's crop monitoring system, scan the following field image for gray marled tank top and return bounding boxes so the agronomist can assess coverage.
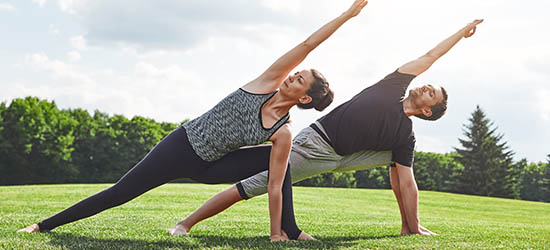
[183,88,290,162]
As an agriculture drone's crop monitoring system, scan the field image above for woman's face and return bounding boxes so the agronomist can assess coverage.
[280,69,315,100]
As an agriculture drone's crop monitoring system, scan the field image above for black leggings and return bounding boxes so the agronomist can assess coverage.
[38,127,301,239]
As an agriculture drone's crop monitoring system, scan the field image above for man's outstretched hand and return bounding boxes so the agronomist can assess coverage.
[463,19,484,38]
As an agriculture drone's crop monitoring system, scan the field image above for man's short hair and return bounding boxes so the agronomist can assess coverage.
[415,87,448,121]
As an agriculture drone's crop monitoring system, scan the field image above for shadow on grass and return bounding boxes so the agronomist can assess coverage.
[46,232,401,250]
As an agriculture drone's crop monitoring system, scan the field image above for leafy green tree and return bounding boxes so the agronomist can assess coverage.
[66,109,106,182]
[542,155,550,201]
[354,166,390,189]
[296,172,357,188]
[0,102,7,183]
[413,152,463,192]
[0,96,183,185]
[92,114,134,182]
[454,106,517,198]
[516,159,550,201]
[73,112,179,183]
[0,97,77,184]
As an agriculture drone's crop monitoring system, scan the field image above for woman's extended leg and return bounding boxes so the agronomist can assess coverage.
[32,127,200,232]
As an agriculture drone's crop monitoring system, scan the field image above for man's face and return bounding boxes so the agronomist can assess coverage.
[409,84,445,112]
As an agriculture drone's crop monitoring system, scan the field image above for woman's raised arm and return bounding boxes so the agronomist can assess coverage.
[244,0,368,93]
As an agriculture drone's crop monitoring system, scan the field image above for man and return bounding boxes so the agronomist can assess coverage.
[169,19,484,239]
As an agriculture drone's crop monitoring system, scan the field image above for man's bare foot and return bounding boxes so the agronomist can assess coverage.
[297,231,317,241]
[17,224,40,233]
[167,223,189,236]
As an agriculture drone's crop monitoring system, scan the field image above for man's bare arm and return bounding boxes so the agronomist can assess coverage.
[395,163,438,235]
[390,166,410,235]
[390,163,437,235]
[399,19,484,76]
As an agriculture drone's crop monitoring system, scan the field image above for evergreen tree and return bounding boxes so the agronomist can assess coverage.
[454,105,517,198]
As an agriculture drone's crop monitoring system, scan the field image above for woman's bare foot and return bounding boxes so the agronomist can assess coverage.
[168,223,189,236]
[281,230,289,240]
[297,231,317,241]
[17,224,40,233]
[280,230,316,241]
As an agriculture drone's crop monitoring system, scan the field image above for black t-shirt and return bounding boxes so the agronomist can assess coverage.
[318,70,416,167]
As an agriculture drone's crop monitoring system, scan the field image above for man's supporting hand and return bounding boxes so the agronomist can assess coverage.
[401,224,437,236]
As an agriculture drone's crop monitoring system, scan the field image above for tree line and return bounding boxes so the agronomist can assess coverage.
[0,97,180,184]
[0,97,548,202]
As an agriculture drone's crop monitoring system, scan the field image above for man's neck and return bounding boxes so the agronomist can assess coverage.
[402,97,421,117]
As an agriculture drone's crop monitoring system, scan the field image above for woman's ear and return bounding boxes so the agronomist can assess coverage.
[299,95,312,105]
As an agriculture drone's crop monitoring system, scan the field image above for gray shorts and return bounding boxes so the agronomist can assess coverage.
[238,124,392,199]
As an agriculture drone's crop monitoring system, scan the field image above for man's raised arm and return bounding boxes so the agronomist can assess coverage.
[398,19,483,76]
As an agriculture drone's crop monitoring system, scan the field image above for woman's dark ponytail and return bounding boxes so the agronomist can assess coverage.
[314,87,334,111]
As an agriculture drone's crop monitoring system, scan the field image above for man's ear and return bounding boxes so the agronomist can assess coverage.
[421,107,433,117]
[299,95,312,105]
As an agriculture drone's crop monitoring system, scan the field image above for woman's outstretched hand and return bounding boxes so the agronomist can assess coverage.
[463,19,484,38]
[344,0,368,18]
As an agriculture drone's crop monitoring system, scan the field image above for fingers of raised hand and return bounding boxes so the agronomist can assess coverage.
[465,26,477,38]
[350,0,368,14]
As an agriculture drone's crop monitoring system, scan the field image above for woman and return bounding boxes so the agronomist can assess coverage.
[18,0,368,241]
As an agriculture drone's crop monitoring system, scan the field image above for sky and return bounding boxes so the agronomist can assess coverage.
[1,0,549,162]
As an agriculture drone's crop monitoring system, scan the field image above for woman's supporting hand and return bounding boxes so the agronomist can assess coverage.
[266,125,293,241]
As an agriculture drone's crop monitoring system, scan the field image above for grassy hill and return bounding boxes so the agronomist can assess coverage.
[1,184,548,249]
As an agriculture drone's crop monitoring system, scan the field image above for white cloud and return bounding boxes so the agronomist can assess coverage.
[0,3,15,11]
[67,51,81,61]
[415,135,452,154]
[32,0,47,7]
[57,0,83,15]
[53,0,314,51]
[49,24,60,35]
[19,52,209,123]
[536,90,550,121]
[24,53,94,86]
[70,36,88,51]
[260,0,301,13]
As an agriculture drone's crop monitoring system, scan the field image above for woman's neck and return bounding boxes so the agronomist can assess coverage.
[263,92,295,117]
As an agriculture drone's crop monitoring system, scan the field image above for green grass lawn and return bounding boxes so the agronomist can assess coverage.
[1,184,549,249]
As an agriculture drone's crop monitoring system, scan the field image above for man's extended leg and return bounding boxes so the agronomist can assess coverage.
[173,185,243,234]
